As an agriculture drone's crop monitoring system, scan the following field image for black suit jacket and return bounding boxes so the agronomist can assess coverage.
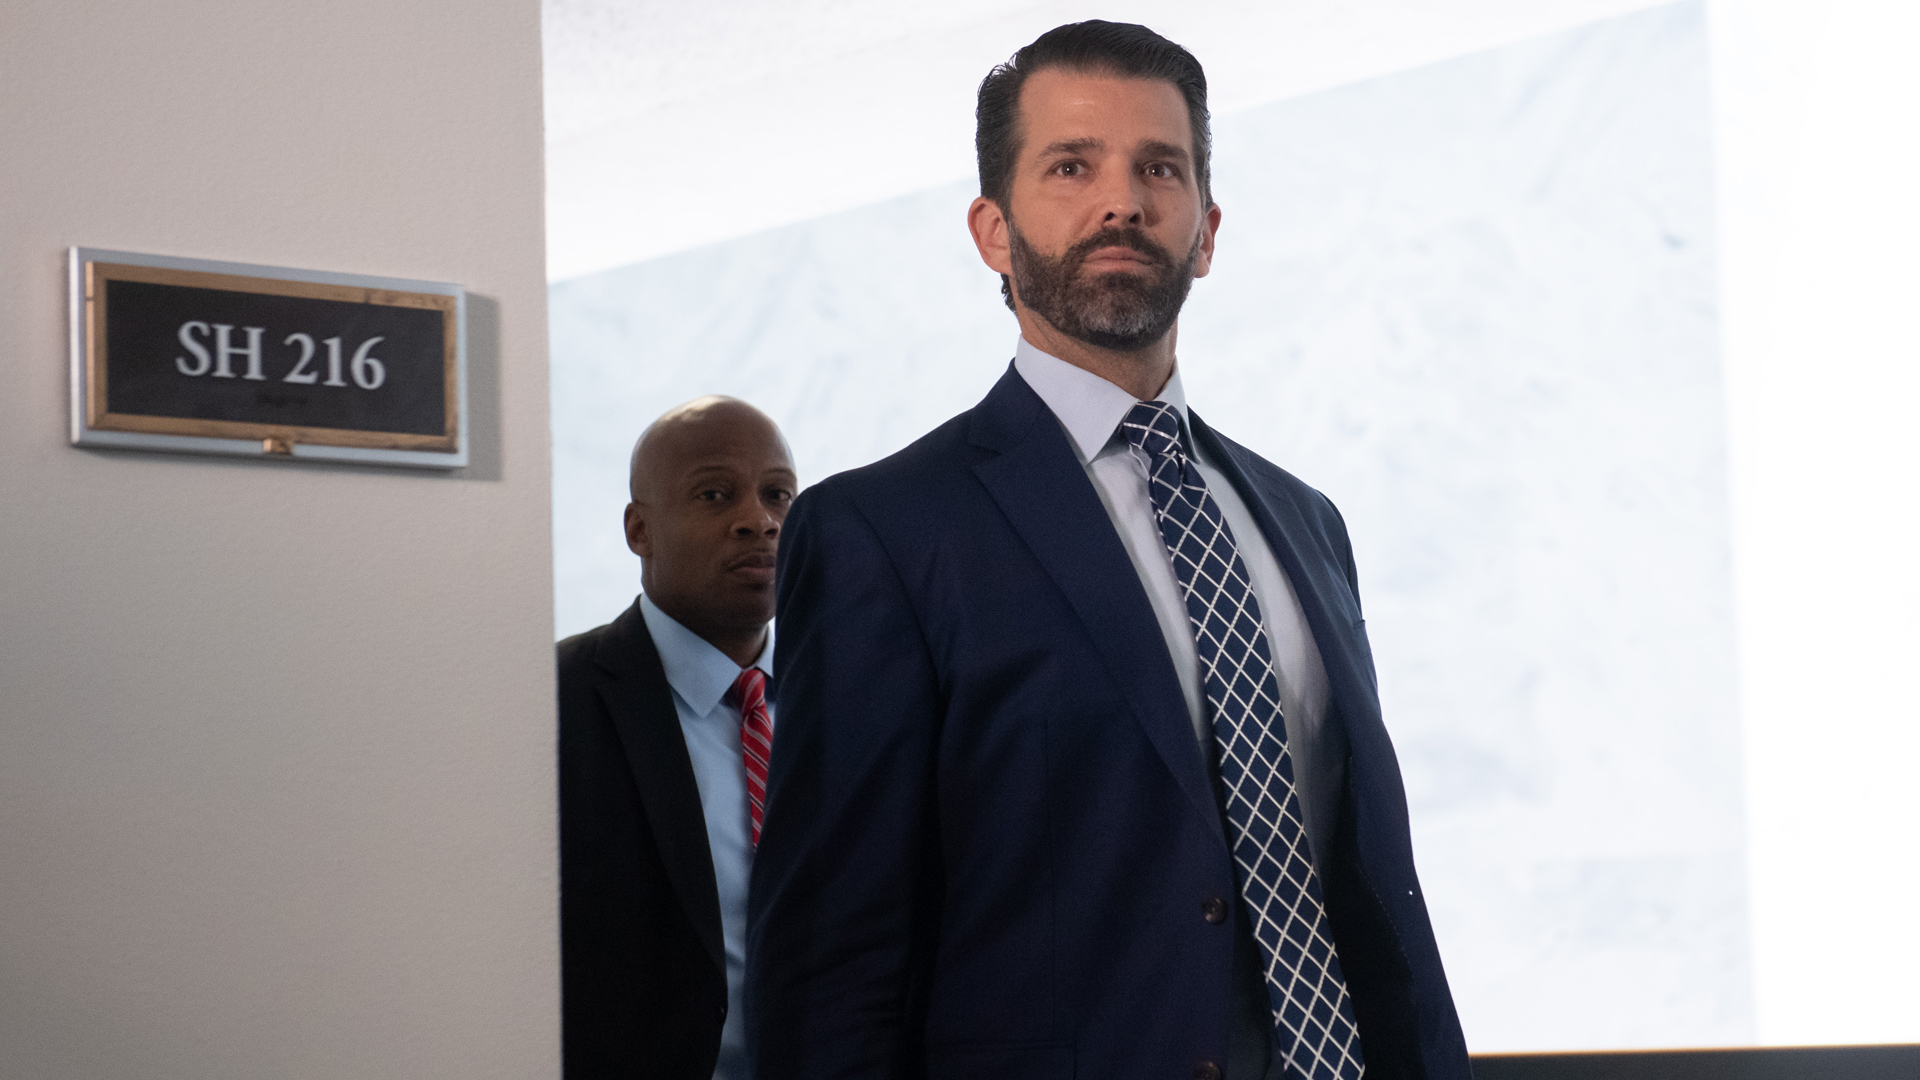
[750,366,1469,1080]
[559,598,728,1079]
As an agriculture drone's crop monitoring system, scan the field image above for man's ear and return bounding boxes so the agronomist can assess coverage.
[1192,202,1223,279]
[968,196,1013,276]
[624,502,650,558]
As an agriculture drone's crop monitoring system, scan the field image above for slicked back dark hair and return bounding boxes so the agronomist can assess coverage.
[976,20,1214,214]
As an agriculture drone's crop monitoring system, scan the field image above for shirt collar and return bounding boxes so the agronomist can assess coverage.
[1012,335,1190,463]
[639,594,775,719]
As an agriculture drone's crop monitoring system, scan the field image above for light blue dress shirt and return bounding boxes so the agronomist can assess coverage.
[1012,337,1346,869]
[639,594,772,1080]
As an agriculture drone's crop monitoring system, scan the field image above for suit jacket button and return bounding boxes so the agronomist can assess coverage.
[716,1003,727,1022]
[1195,1061,1222,1080]
[1201,897,1228,924]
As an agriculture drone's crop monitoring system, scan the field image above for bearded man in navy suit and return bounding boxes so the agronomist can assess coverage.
[749,21,1470,1080]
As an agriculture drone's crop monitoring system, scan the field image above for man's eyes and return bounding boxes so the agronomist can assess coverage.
[1049,160,1180,179]
[699,487,792,504]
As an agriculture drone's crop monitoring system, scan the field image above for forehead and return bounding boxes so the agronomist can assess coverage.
[652,415,791,477]
[1016,68,1192,156]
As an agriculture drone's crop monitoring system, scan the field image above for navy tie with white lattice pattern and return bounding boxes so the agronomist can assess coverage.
[1121,400,1365,1080]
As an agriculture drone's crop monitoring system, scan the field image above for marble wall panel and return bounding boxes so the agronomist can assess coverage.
[548,0,1745,1050]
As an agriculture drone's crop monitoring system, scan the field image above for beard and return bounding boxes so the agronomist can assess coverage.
[1008,220,1200,352]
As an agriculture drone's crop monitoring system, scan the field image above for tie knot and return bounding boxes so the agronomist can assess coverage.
[1122,400,1184,459]
[728,667,767,711]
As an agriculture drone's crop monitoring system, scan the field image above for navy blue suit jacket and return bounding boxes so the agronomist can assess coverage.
[749,366,1469,1080]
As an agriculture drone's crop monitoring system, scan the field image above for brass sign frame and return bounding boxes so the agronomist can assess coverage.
[68,248,468,469]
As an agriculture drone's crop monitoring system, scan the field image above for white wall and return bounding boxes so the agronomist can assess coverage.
[1188,6,1747,1049]
[1710,0,1920,1045]
[0,2,557,1077]
[543,0,1677,280]
[549,4,1755,1051]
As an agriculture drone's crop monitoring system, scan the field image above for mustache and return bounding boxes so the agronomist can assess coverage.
[1062,226,1174,270]
[725,548,778,570]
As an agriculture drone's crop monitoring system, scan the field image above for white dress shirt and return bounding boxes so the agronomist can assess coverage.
[640,595,772,1080]
[1013,337,1346,867]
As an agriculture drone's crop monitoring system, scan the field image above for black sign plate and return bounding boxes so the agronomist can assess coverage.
[75,255,462,464]
[104,279,448,436]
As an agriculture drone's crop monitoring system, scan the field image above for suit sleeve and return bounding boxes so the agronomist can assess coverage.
[748,481,944,1080]
[1317,490,1362,613]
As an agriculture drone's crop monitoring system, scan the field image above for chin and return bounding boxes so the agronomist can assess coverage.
[722,596,776,627]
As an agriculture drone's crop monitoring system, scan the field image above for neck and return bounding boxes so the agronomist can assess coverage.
[1016,310,1178,401]
[704,626,768,669]
[644,585,769,668]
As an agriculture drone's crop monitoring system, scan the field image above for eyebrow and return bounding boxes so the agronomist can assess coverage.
[679,464,741,484]
[1138,139,1192,165]
[1036,136,1192,165]
[1039,137,1104,158]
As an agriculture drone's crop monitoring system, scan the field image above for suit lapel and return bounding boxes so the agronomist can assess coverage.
[969,368,1226,849]
[593,600,725,975]
[1187,412,1377,739]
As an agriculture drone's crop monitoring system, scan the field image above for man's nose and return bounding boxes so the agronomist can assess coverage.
[734,504,780,537]
[1100,168,1147,226]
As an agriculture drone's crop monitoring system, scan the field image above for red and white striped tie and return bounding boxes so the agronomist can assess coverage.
[730,668,774,849]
